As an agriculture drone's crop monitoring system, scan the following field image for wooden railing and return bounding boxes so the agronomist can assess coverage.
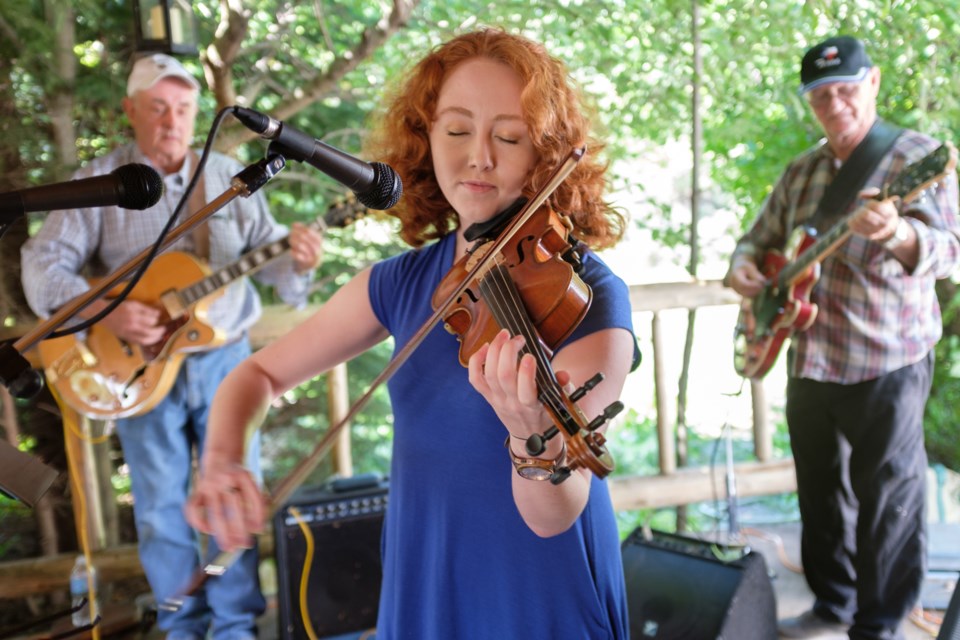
[0,279,797,596]
[608,279,796,510]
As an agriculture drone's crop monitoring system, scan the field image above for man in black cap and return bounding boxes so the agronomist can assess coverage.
[726,35,960,639]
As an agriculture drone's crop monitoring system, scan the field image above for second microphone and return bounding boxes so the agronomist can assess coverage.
[233,106,402,211]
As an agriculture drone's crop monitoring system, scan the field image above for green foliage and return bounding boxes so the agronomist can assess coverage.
[926,283,960,470]
[4,0,960,494]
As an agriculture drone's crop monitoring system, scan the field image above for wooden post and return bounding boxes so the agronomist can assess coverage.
[328,362,353,477]
[751,378,771,462]
[651,311,676,474]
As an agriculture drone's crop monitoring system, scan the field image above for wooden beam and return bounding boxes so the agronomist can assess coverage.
[628,279,739,313]
[608,459,797,512]
[247,304,321,349]
[0,460,796,598]
[0,535,276,599]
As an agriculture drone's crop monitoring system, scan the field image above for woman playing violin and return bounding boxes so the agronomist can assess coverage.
[186,28,638,639]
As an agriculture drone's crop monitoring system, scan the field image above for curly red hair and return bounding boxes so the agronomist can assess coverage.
[365,28,624,249]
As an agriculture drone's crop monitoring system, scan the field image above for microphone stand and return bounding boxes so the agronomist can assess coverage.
[724,425,740,537]
[0,154,286,399]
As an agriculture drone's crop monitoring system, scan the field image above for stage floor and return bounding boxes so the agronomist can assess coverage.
[123,522,954,640]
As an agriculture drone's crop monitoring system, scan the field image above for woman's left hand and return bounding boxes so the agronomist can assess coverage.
[467,328,555,439]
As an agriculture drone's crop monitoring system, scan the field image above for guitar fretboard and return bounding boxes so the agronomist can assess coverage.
[180,237,294,306]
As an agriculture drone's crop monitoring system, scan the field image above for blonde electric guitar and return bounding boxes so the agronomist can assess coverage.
[38,198,367,419]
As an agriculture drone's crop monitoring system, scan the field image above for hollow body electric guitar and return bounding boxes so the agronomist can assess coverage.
[733,142,957,380]
[39,199,366,419]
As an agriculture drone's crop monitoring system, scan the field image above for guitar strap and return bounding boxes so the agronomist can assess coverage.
[187,150,210,260]
[808,118,902,233]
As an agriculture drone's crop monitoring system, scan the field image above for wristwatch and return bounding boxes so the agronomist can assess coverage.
[504,436,566,481]
[882,217,910,251]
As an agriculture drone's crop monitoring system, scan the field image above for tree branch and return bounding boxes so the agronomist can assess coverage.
[214,0,418,153]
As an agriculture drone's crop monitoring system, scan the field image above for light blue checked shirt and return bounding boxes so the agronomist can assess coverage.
[21,143,311,339]
[729,128,960,383]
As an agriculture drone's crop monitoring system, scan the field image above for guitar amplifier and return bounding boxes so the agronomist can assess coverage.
[273,473,388,640]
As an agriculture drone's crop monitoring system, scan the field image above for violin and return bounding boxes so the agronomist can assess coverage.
[432,197,623,484]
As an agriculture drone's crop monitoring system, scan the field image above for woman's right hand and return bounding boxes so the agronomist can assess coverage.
[184,458,266,552]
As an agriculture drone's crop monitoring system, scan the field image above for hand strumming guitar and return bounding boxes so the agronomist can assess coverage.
[728,255,767,298]
[80,297,167,346]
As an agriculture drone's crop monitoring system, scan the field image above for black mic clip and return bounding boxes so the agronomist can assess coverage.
[232,153,287,196]
[0,340,44,399]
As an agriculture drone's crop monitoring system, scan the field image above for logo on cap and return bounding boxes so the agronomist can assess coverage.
[815,46,842,69]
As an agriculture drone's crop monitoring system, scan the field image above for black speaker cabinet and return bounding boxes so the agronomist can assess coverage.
[273,473,388,640]
[940,581,960,640]
[621,528,777,639]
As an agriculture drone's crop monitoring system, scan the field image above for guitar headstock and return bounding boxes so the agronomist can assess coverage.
[317,195,371,232]
[885,141,958,205]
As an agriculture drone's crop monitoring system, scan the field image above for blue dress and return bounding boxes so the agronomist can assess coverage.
[368,231,635,640]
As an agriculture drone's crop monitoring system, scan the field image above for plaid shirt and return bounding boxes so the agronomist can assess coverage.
[22,143,311,339]
[730,128,960,383]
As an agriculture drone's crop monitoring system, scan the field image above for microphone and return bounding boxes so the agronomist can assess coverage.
[232,107,403,210]
[0,163,164,219]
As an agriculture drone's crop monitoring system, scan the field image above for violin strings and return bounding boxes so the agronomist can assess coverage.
[480,261,553,385]
[479,259,569,420]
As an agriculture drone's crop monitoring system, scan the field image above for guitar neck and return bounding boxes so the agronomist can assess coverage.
[777,213,855,289]
[178,236,294,307]
[173,196,366,308]
[775,142,957,290]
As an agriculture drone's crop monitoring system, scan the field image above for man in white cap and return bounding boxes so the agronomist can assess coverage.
[726,35,960,639]
[22,53,323,640]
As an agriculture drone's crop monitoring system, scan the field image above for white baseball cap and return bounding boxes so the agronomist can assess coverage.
[127,53,200,96]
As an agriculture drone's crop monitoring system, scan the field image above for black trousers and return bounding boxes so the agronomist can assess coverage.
[786,352,933,640]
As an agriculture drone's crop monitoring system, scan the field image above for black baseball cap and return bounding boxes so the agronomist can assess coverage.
[799,35,873,94]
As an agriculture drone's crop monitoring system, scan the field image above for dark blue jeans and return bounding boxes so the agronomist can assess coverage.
[117,339,265,640]
[786,352,932,640]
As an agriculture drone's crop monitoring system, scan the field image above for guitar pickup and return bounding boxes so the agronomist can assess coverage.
[160,289,188,320]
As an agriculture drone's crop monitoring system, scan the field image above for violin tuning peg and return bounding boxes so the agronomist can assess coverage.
[525,433,546,456]
[585,401,624,432]
[550,466,572,485]
[570,372,604,402]
[605,400,624,420]
[525,426,559,456]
